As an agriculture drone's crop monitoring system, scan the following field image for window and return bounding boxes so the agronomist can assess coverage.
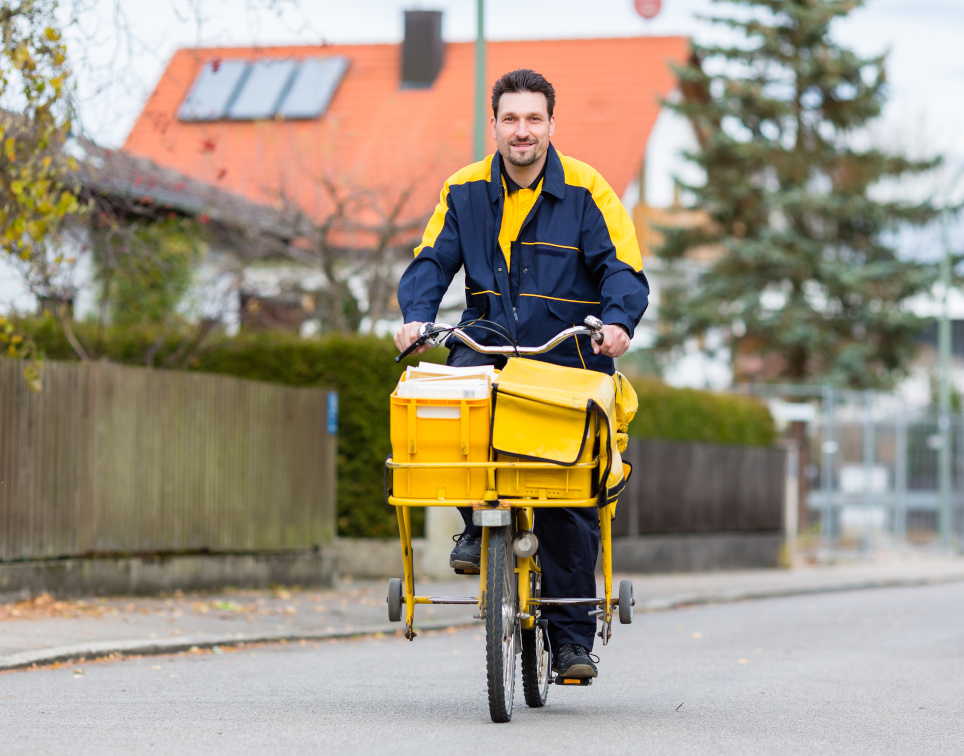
[277,57,349,120]
[177,59,249,121]
[228,59,298,120]
[178,56,348,122]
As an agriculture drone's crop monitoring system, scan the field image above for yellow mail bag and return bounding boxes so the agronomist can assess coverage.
[490,359,636,502]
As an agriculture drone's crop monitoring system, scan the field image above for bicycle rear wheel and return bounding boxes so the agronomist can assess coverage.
[521,561,549,708]
[485,526,517,723]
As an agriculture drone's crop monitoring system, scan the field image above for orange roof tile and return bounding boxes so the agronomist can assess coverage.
[123,36,690,225]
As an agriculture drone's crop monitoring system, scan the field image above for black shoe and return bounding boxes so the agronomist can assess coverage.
[449,532,481,571]
[552,643,598,678]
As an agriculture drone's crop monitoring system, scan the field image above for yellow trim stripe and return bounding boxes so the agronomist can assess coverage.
[414,184,451,257]
[468,290,501,296]
[557,151,643,272]
[575,331,587,369]
[518,293,600,305]
[520,241,580,252]
[414,157,493,257]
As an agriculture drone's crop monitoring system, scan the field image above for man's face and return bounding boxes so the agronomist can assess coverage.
[490,90,555,168]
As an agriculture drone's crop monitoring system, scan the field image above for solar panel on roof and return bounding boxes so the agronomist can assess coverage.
[178,59,248,121]
[227,58,297,120]
[277,57,349,120]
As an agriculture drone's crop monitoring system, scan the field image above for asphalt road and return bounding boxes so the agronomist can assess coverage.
[3,582,963,755]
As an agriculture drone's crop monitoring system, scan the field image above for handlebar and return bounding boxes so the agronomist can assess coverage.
[395,316,605,363]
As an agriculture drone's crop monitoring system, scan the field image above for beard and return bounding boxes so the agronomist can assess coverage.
[505,141,540,167]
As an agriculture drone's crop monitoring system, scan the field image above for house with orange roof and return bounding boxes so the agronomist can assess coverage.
[118,12,695,336]
[124,27,690,229]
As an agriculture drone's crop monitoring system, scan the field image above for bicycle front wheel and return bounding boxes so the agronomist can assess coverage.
[485,526,517,723]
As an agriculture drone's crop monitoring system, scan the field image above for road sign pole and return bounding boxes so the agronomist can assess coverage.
[938,211,952,549]
[474,0,486,161]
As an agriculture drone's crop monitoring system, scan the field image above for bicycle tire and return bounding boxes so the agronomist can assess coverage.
[485,526,517,723]
[520,561,549,708]
[387,578,403,623]
[618,579,634,624]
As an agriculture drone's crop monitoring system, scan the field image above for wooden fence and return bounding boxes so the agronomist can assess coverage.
[614,439,786,537]
[0,359,336,561]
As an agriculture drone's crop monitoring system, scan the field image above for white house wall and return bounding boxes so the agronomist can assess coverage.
[0,223,98,320]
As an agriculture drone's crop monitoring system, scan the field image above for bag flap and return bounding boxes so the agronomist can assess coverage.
[491,390,591,465]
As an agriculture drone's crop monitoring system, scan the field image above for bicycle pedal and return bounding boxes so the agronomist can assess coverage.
[552,676,593,686]
[453,567,480,575]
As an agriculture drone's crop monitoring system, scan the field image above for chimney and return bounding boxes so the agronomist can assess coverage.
[401,10,444,88]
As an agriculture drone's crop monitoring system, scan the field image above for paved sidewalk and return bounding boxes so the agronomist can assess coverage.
[2,551,963,671]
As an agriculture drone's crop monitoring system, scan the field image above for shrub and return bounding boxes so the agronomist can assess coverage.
[629,377,776,447]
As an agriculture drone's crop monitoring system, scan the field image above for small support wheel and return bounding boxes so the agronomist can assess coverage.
[618,580,634,625]
[387,578,403,623]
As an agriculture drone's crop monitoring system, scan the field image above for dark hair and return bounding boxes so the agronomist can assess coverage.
[491,69,555,118]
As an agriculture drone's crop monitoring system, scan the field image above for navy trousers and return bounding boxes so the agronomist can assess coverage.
[447,345,599,652]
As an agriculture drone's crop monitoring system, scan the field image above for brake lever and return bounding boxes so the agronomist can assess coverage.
[394,339,424,363]
[394,323,447,363]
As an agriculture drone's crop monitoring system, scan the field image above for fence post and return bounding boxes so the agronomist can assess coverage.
[939,411,953,549]
[862,390,877,551]
[780,439,799,564]
[959,414,964,546]
[895,403,908,544]
[423,507,465,578]
[820,385,837,549]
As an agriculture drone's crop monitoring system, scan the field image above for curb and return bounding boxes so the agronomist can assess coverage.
[0,618,478,672]
[4,570,964,672]
[635,572,964,611]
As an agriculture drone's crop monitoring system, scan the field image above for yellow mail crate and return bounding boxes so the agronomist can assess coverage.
[389,377,491,501]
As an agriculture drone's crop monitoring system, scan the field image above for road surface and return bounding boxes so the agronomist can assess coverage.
[3,582,962,754]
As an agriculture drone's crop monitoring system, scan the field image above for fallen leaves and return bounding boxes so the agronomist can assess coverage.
[0,593,107,621]
[212,601,244,612]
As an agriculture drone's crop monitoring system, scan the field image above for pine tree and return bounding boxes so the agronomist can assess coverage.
[657,0,942,389]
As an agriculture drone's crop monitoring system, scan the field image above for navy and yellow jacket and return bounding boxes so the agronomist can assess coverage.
[398,143,649,373]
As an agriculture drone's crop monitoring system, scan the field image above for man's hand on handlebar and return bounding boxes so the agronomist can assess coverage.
[394,321,430,356]
[591,324,630,358]
[394,317,629,360]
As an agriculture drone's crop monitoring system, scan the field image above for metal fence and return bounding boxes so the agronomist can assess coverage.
[733,385,964,550]
[613,439,787,537]
[0,359,337,561]
[806,397,964,549]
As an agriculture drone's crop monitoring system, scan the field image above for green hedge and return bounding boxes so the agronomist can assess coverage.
[18,319,775,537]
[628,377,776,447]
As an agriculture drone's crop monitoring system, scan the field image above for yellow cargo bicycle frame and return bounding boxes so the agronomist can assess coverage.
[386,459,617,641]
[386,356,635,641]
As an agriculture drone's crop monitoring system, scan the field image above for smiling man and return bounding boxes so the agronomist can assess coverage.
[395,69,649,680]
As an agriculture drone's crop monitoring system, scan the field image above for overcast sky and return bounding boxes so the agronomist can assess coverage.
[64,0,964,169]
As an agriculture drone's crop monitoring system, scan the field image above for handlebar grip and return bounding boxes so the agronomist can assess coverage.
[591,331,604,344]
[394,339,424,363]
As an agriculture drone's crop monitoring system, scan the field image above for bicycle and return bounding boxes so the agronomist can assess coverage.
[385,316,636,723]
